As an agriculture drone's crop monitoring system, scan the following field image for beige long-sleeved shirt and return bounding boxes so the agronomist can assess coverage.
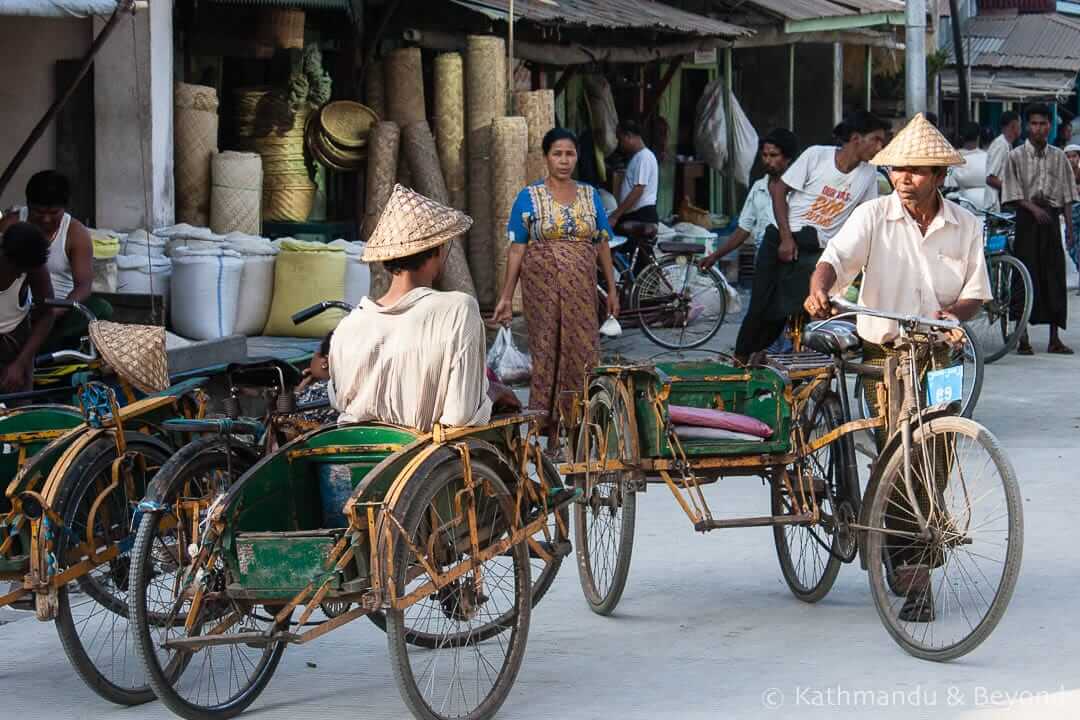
[819,192,991,344]
[328,287,492,431]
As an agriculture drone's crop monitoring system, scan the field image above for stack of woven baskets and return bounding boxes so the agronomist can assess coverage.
[306,100,378,173]
[236,88,315,222]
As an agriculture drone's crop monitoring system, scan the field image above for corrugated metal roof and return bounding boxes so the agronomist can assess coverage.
[703,0,904,22]
[944,12,1080,71]
[941,67,1077,100]
[453,0,752,38]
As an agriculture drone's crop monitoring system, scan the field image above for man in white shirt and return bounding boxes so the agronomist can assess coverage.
[609,117,660,227]
[329,185,519,431]
[733,112,885,360]
[985,111,1021,212]
[805,114,991,624]
[700,128,799,270]
[945,122,990,211]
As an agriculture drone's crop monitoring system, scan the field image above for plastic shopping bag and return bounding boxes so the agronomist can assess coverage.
[487,327,532,384]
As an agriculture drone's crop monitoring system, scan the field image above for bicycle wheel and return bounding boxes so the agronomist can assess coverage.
[52,432,171,706]
[632,256,728,350]
[368,451,568,646]
[773,393,856,603]
[385,456,530,720]
[864,416,1022,661]
[129,438,283,720]
[573,377,636,616]
[966,255,1032,363]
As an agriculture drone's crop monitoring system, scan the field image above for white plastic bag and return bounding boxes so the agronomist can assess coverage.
[486,327,532,384]
[599,315,622,338]
[584,74,619,156]
[694,79,759,187]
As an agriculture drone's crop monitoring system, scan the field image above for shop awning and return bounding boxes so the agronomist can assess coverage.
[0,0,119,17]
[940,68,1078,102]
[452,0,753,39]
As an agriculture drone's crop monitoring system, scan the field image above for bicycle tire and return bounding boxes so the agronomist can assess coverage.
[864,416,1022,661]
[631,256,728,350]
[971,254,1032,363]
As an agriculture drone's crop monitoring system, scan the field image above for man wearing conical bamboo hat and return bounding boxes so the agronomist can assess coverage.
[804,113,993,623]
[327,185,519,431]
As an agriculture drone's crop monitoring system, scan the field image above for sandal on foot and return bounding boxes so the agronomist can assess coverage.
[1048,343,1074,355]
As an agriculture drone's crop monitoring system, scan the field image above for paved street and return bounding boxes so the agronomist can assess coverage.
[3,288,1080,720]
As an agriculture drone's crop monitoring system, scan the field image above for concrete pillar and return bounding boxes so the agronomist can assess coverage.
[905,0,927,117]
[832,42,843,126]
[93,0,173,231]
[788,43,795,131]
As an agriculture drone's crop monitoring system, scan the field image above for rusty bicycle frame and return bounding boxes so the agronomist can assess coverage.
[151,413,573,652]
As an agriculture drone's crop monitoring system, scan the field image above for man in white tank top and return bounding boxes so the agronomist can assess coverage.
[0,170,103,351]
[0,222,55,393]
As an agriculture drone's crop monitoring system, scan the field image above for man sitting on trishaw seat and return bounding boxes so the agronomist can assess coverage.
[804,113,992,624]
[328,184,519,431]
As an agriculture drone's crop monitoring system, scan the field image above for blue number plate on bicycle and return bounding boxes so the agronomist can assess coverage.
[926,365,963,406]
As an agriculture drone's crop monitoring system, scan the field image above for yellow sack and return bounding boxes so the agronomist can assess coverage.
[90,231,121,259]
[262,239,346,337]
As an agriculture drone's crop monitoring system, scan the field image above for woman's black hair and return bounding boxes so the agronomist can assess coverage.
[26,170,70,208]
[761,128,799,160]
[383,244,442,275]
[833,110,889,143]
[1,221,50,271]
[319,330,333,357]
[542,127,578,155]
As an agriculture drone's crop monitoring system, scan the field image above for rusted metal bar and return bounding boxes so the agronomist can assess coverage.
[287,444,403,460]
[0,0,136,200]
[693,514,813,532]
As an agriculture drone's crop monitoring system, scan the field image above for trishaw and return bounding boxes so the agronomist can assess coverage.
[561,299,1022,662]
[126,303,576,720]
[1,300,207,704]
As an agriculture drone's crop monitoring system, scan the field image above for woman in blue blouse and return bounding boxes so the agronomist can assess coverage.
[492,128,619,443]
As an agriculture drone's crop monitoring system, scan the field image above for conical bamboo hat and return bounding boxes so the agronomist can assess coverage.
[871,113,965,167]
[88,321,170,394]
[362,184,473,263]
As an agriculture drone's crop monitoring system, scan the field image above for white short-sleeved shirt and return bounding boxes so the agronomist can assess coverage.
[782,145,879,247]
[328,287,492,431]
[819,193,992,344]
[737,176,776,247]
[984,134,1012,211]
[620,147,659,211]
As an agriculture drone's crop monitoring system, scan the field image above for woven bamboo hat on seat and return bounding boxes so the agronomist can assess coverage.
[362,184,473,263]
[872,113,965,167]
[88,321,170,394]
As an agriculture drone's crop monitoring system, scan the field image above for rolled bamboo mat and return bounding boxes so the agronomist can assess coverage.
[491,117,527,312]
[363,121,400,298]
[513,90,555,151]
[402,121,476,298]
[385,47,426,127]
[465,35,506,310]
[175,83,220,226]
[434,53,467,212]
[210,151,262,235]
[514,90,555,184]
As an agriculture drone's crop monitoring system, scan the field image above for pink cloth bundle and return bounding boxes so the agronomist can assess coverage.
[668,404,773,439]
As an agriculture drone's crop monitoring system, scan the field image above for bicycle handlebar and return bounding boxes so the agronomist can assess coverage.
[826,297,961,331]
[32,300,98,367]
[291,300,354,326]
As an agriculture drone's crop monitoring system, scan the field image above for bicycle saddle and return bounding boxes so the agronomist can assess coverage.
[803,320,861,357]
[657,241,707,255]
